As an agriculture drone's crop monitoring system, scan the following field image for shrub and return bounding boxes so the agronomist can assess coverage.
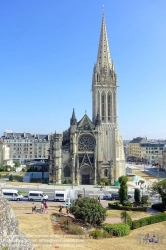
[124,201,132,207]
[141,195,149,204]
[103,223,130,237]
[102,230,110,238]
[70,197,107,225]
[151,203,165,212]
[100,178,110,186]
[91,230,102,239]
[0,173,1,179]
[134,188,140,203]
[121,211,132,229]
[132,213,166,229]
[68,223,84,235]
[9,174,13,181]
[108,203,147,212]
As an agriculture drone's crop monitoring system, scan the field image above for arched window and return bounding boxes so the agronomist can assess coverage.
[64,166,71,177]
[104,169,108,177]
[102,94,105,121]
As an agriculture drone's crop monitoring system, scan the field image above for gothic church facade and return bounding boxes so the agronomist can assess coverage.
[49,14,125,185]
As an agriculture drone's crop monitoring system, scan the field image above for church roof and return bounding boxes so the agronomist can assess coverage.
[77,114,95,130]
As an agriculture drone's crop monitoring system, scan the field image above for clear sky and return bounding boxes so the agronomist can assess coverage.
[0,0,166,140]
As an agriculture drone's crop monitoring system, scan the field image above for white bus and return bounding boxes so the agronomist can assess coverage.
[2,189,23,201]
[28,191,48,201]
[54,190,68,202]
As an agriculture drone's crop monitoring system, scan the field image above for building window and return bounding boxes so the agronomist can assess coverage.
[104,169,108,177]
[64,166,71,177]
[108,94,111,121]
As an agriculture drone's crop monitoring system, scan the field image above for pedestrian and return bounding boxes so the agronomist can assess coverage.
[32,203,36,214]
[59,205,62,213]
[40,202,44,213]
[109,192,112,201]
[44,202,48,213]
[66,206,69,214]
[98,196,100,203]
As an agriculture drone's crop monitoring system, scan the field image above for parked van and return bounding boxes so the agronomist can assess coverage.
[54,190,68,202]
[2,189,23,201]
[28,191,48,201]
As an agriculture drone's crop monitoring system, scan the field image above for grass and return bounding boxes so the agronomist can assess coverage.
[16,212,166,250]
[106,209,150,219]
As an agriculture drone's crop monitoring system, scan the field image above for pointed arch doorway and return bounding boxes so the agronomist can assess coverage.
[80,165,92,185]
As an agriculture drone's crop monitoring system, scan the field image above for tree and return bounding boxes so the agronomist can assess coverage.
[9,174,13,181]
[121,211,132,229]
[70,197,107,226]
[141,195,149,205]
[100,178,110,186]
[134,188,140,203]
[118,176,128,204]
[14,161,20,167]
[149,179,166,204]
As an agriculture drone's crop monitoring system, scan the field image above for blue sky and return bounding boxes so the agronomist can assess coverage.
[0,0,166,140]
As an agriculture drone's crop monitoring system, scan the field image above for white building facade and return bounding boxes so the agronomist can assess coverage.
[1,132,51,163]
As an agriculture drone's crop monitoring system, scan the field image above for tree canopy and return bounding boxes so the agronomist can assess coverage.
[70,197,107,225]
[14,161,21,167]
[118,176,128,204]
[149,179,166,204]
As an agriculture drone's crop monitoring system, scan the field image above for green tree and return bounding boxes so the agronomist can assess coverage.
[14,161,20,167]
[134,188,140,203]
[9,174,13,181]
[141,195,149,205]
[118,176,128,204]
[70,197,107,226]
[149,179,166,204]
[100,178,110,186]
[121,211,132,229]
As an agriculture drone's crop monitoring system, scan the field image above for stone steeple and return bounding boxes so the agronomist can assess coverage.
[92,11,117,124]
[70,108,77,125]
[96,12,112,70]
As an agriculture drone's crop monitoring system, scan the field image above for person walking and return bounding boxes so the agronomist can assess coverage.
[98,196,100,203]
[66,206,69,214]
[32,203,36,214]
[40,202,44,213]
[59,205,62,213]
[44,202,48,213]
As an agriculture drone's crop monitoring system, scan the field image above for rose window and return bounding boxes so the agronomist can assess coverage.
[78,135,95,152]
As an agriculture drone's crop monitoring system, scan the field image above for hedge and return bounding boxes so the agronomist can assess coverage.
[132,213,166,229]
[103,223,130,237]
[108,203,147,212]
[151,203,166,212]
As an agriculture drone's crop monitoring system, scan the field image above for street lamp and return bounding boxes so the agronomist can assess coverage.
[108,160,113,185]
[83,188,85,198]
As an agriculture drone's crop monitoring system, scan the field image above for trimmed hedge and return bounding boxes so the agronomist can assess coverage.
[103,223,130,237]
[91,230,110,239]
[132,213,166,229]
[151,203,166,212]
[108,203,147,212]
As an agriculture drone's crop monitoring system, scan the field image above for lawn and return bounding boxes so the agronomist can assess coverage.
[106,209,150,219]
[16,212,166,250]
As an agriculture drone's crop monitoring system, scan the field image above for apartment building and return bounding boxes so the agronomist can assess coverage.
[129,137,166,164]
[0,139,13,166]
[1,132,51,163]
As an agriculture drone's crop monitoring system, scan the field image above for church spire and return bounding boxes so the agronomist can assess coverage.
[96,12,112,70]
[95,109,101,126]
[70,108,77,125]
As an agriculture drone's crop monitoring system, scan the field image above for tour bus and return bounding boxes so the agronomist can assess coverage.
[2,189,23,201]
[28,191,48,201]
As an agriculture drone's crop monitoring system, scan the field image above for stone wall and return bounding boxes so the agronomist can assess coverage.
[0,190,34,250]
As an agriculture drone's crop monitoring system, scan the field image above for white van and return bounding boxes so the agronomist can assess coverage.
[54,190,68,202]
[28,191,48,201]
[2,189,23,201]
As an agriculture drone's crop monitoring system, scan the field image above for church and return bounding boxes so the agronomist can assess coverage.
[49,13,125,185]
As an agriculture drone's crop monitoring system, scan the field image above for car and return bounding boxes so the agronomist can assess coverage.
[103,195,111,200]
[112,193,119,200]
[128,194,132,199]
